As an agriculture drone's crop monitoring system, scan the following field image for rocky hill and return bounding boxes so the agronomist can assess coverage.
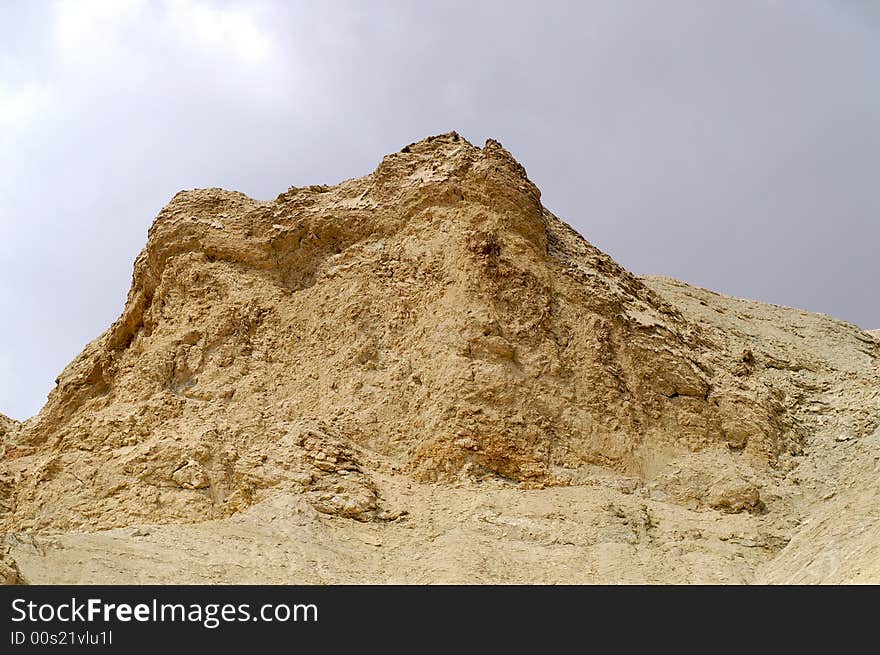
[2,133,878,583]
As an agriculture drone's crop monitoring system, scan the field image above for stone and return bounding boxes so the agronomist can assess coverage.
[171,460,210,490]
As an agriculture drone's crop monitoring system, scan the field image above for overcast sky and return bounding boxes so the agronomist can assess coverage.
[1,1,878,420]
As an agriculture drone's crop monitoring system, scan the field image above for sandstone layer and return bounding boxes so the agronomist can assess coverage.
[2,133,878,584]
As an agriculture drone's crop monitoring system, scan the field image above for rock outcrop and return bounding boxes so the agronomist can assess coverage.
[0,414,17,439]
[1,133,877,583]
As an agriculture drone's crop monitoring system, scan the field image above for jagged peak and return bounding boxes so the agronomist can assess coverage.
[157,133,537,227]
[398,130,473,152]
[383,132,532,181]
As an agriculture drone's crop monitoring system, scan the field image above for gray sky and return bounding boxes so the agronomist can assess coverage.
[1,1,878,420]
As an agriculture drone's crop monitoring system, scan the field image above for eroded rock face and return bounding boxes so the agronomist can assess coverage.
[0,133,839,533]
[0,548,24,585]
[0,414,17,439]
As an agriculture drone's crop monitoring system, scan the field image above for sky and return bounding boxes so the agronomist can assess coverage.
[1,0,878,420]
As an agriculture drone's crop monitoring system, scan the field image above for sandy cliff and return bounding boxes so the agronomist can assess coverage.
[2,133,877,583]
